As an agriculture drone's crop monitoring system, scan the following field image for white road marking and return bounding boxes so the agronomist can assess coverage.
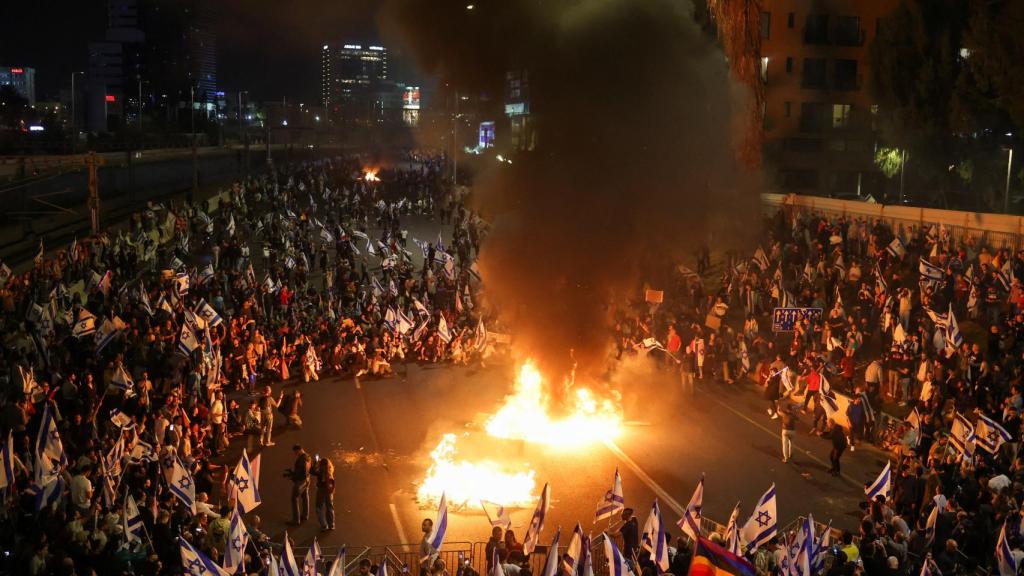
[390,501,410,544]
[696,387,860,485]
[602,439,687,517]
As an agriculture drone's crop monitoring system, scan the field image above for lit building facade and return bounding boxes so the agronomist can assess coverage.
[320,43,388,123]
[760,0,899,197]
[0,66,36,106]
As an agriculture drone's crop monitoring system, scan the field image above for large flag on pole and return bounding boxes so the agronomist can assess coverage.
[603,532,635,576]
[303,538,322,576]
[327,546,346,576]
[481,500,512,529]
[677,474,704,541]
[740,484,777,554]
[997,519,1018,576]
[540,529,561,576]
[564,523,584,575]
[180,536,232,576]
[167,452,196,513]
[223,506,251,572]
[523,482,550,555]
[282,532,302,576]
[426,492,448,556]
[975,413,1013,455]
[35,404,67,466]
[724,502,742,556]
[865,461,892,501]
[228,448,262,513]
[595,467,625,522]
[642,500,670,572]
[124,494,145,544]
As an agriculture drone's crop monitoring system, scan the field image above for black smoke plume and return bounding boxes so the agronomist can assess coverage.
[383,0,761,377]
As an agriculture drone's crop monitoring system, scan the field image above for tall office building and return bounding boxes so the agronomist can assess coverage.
[760,0,899,197]
[320,43,388,122]
[0,67,36,106]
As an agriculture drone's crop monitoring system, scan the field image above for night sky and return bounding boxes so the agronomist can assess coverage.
[0,0,420,102]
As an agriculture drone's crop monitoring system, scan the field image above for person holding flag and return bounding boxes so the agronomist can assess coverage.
[595,468,624,523]
[522,483,550,556]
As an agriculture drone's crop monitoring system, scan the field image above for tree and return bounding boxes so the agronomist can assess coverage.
[959,0,1024,131]
[708,0,765,169]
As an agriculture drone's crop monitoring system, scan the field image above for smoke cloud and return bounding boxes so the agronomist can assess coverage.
[384,0,761,377]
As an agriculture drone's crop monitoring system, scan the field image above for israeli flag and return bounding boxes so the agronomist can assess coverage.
[481,500,511,529]
[326,546,346,576]
[124,494,145,544]
[397,309,414,335]
[35,405,67,466]
[949,412,976,457]
[198,264,215,285]
[541,529,561,576]
[229,448,262,513]
[426,492,448,555]
[437,314,453,344]
[32,454,64,512]
[195,298,224,327]
[282,532,301,576]
[436,231,445,252]
[886,237,906,259]
[594,467,624,521]
[918,257,944,281]
[413,298,430,317]
[112,364,134,390]
[752,246,770,271]
[178,324,200,356]
[168,452,196,513]
[813,520,832,575]
[522,482,550,555]
[302,538,322,576]
[641,500,670,572]
[945,304,963,352]
[564,523,583,575]
[975,413,1012,454]
[997,519,1018,576]
[180,536,232,576]
[724,501,742,556]
[741,484,777,554]
[924,505,939,547]
[72,308,97,338]
[174,272,190,296]
[865,461,892,501]
[95,318,120,352]
[475,318,488,352]
[795,514,815,576]
[677,473,704,541]
[602,531,635,576]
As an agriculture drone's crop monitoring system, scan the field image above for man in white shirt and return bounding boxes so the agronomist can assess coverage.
[69,466,94,514]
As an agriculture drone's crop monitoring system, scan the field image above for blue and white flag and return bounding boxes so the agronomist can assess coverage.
[95,317,121,352]
[180,536,232,576]
[564,523,583,575]
[326,546,346,576]
[397,309,414,335]
[174,272,190,296]
[997,519,1018,576]
[72,308,97,338]
[112,364,134,391]
[886,238,906,259]
[282,532,302,576]
[724,501,742,556]
[0,433,15,490]
[924,505,939,547]
[603,531,635,576]
[945,304,963,352]
[541,529,561,576]
[302,538,322,576]
[580,534,594,576]
[413,298,430,318]
[641,500,670,572]
[436,231,445,253]
[168,452,196,513]
[195,299,224,327]
[437,315,452,344]
[124,494,145,544]
[229,448,262,513]
[481,500,512,529]
[865,461,892,501]
[35,405,67,466]
[950,412,976,457]
[813,520,832,575]
[795,514,814,576]
[32,453,64,512]
[198,264,215,285]
[522,482,550,555]
[677,473,704,541]
[975,413,1013,455]
[595,467,625,521]
[178,324,200,356]
[741,484,777,554]
[918,257,944,281]
[753,247,770,271]
[426,492,448,555]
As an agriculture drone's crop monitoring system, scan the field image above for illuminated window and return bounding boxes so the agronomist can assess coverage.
[832,104,851,128]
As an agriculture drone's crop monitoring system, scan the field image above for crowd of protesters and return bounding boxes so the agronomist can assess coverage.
[597,209,1024,576]
[0,151,504,575]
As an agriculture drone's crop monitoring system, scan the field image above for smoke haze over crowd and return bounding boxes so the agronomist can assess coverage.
[384,0,761,376]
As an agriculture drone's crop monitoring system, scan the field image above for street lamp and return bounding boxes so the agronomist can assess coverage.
[1004,147,1014,214]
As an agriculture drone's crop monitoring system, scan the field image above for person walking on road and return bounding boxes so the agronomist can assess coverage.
[780,404,796,463]
[315,456,335,531]
[258,386,284,447]
[827,422,848,477]
[287,444,311,525]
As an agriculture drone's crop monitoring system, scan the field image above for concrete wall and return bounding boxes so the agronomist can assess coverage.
[763,193,1024,251]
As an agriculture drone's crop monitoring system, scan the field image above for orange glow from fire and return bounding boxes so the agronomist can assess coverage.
[417,433,536,507]
[363,168,380,182]
[486,361,623,447]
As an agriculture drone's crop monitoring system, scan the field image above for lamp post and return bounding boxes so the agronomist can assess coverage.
[70,71,83,151]
[1004,147,1014,214]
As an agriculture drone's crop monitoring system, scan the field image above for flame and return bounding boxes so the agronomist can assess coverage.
[485,361,623,447]
[417,433,536,507]
[363,168,381,182]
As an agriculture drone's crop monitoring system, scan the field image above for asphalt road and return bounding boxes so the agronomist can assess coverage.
[227,357,888,558]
